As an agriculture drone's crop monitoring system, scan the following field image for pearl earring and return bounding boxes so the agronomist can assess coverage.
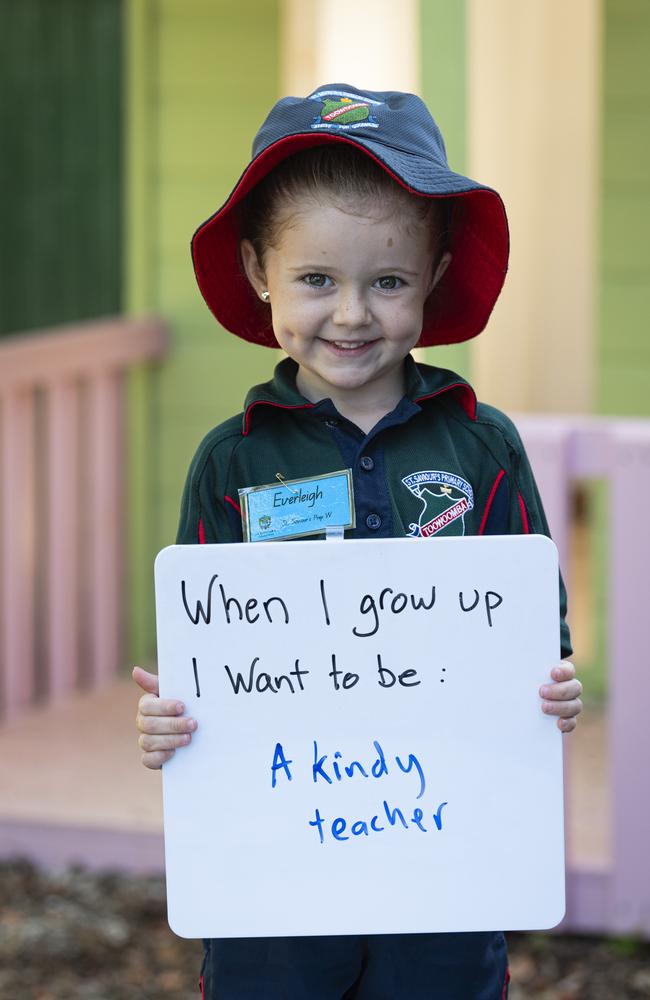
[261,290,270,302]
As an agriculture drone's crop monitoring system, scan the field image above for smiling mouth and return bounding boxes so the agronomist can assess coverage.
[324,340,375,351]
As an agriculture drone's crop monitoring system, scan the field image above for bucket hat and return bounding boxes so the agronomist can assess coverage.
[191,83,509,348]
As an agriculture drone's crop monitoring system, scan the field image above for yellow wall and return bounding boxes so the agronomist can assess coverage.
[467,0,601,414]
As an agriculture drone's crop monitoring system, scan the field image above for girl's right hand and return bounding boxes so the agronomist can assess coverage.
[133,666,198,769]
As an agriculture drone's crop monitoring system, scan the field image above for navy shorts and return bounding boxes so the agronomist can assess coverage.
[199,932,510,999]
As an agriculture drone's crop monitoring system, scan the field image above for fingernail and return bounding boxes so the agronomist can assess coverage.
[182,733,191,744]
[540,685,550,697]
[187,718,197,731]
[543,701,553,713]
[176,703,185,714]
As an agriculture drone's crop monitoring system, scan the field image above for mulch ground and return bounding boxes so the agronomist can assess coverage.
[1,861,649,999]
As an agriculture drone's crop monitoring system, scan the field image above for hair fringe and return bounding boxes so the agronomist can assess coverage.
[239,145,450,265]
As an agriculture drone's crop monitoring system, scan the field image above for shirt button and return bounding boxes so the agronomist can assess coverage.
[366,513,382,531]
[359,455,375,471]
[324,418,339,428]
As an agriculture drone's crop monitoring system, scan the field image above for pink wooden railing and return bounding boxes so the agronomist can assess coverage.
[0,316,167,721]
[515,414,650,936]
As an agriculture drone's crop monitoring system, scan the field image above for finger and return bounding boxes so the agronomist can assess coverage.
[137,692,187,718]
[542,697,583,719]
[141,748,176,770]
[136,712,198,736]
[138,732,193,753]
[540,679,583,701]
[132,666,160,696]
[550,661,575,682]
[558,717,577,733]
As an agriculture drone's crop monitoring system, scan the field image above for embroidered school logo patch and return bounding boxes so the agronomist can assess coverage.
[402,471,474,538]
[309,89,383,131]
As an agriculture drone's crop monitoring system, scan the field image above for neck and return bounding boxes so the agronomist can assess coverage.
[295,363,407,435]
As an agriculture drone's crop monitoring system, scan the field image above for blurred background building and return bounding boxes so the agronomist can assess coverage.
[1,0,649,937]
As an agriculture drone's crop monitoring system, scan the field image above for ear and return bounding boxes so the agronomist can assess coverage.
[428,250,452,295]
[240,239,268,300]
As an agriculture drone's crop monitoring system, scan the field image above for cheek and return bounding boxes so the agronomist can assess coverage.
[381,298,425,337]
[273,296,322,334]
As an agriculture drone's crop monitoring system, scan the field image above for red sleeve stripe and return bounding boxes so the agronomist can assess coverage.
[224,494,241,514]
[517,491,530,533]
[477,469,505,535]
[198,518,206,544]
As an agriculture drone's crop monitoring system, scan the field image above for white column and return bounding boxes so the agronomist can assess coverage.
[281,0,419,96]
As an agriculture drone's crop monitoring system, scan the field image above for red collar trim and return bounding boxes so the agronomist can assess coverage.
[243,382,476,434]
[242,400,315,436]
[414,382,477,420]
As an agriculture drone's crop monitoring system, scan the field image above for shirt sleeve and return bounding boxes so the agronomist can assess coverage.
[507,431,573,660]
[175,441,234,545]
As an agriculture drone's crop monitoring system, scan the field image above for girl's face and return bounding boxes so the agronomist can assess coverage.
[241,195,449,417]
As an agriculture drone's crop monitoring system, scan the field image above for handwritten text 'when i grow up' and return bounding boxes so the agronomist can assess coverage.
[180,572,504,697]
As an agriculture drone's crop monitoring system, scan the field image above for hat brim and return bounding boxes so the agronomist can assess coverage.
[191,132,509,349]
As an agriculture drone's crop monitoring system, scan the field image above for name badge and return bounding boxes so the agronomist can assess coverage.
[239,470,355,543]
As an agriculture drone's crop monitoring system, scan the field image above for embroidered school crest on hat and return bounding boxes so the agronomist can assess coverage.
[191,83,509,349]
[310,88,382,130]
[402,471,474,538]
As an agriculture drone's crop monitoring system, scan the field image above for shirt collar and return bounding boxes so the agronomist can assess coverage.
[242,355,477,435]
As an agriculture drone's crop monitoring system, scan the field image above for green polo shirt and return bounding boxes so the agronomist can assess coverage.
[177,355,571,658]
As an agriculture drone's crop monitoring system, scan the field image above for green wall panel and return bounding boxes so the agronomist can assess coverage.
[0,0,122,336]
[126,0,280,660]
[418,0,469,379]
[599,0,650,415]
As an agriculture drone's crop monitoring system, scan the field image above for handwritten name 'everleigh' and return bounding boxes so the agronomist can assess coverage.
[272,486,323,509]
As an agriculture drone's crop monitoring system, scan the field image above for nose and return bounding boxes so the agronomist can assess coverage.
[332,286,371,330]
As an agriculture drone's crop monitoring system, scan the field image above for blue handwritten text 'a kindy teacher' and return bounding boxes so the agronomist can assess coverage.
[270,739,448,845]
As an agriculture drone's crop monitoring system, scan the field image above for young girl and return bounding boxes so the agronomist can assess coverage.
[134,83,582,999]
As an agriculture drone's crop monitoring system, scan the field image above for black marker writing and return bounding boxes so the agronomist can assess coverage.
[352,585,436,638]
[182,575,218,624]
[458,589,504,627]
[181,573,290,626]
[328,653,359,690]
[376,654,420,688]
[319,579,331,626]
[223,657,309,695]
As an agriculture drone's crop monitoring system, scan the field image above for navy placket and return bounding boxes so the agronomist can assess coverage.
[311,397,422,539]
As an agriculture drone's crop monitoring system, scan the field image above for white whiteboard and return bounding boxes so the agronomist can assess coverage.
[154,535,565,939]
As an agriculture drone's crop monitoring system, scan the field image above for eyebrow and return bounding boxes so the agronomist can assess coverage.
[286,265,422,276]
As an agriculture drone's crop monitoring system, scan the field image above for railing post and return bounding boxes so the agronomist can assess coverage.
[88,371,123,686]
[514,417,573,575]
[608,423,650,933]
[46,380,80,702]
[0,391,36,717]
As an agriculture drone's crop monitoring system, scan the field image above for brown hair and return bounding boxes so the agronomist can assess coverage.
[239,144,450,269]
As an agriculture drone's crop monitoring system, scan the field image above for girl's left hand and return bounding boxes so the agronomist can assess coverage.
[539,661,583,733]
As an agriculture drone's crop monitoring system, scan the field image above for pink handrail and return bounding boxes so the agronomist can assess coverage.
[515,414,650,936]
[0,316,167,720]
